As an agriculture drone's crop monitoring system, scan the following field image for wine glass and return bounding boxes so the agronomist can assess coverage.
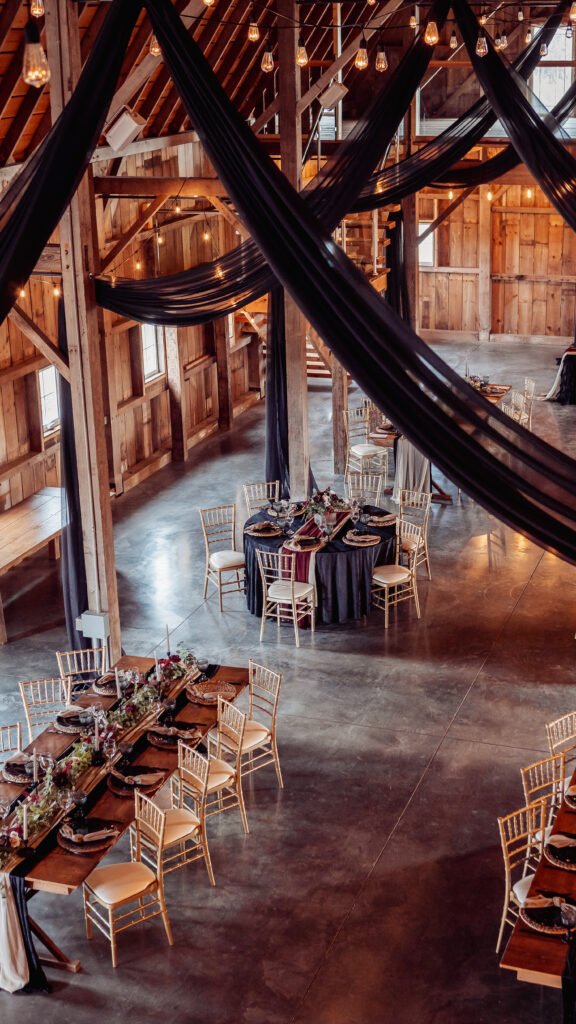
[102,734,117,766]
[196,658,209,682]
[163,698,177,726]
[72,789,88,821]
[117,741,133,767]
[0,799,11,820]
[351,501,360,527]
[38,752,54,775]
[284,511,295,537]
[58,787,74,814]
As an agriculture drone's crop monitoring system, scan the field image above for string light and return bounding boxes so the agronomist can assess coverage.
[157,233,164,245]
[424,21,439,46]
[409,13,417,30]
[449,30,457,50]
[479,8,487,26]
[53,282,60,297]
[203,229,210,241]
[540,41,548,56]
[296,35,308,67]
[500,31,508,49]
[30,0,44,17]
[22,20,50,87]
[261,43,274,73]
[570,3,576,22]
[567,25,574,39]
[526,188,532,199]
[375,42,388,72]
[366,0,376,6]
[202,0,214,6]
[355,36,368,69]
[448,190,454,200]
[525,25,532,43]
[517,7,524,21]
[248,22,259,42]
[19,288,25,298]
[175,202,181,214]
[216,266,224,279]
[487,188,493,201]
[475,32,488,57]
[135,260,141,270]
[149,35,161,57]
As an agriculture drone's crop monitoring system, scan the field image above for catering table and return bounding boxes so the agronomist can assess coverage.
[243,506,396,624]
[0,656,248,980]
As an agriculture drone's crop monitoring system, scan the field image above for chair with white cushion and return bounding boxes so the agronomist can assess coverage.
[130,744,215,885]
[399,489,432,579]
[496,799,545,954]
[243,480,280,516]
[19,677,72,742]
[521,753,566,841]
[0,723,22,768]
[343,407,388,484]
[256,548,315,648]
[371,519,421,629]
[83,791,173,968]
[203,697,249,833]
[200,504,246,612]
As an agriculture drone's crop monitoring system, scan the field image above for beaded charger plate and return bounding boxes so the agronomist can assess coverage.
[53,711,90,735]
[92,673,117,697]
[147,724,203,749]
[283,536,322,553]
[342,531,381,547]
[544,842,576,871]
[244,524,282,538]
[519,895,576,935]
[186,679,237,705]
[107,766,167,798]
[57,817,120,856]
[2,758,44,785]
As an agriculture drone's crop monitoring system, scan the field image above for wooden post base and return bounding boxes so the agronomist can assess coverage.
[30,915,82,974]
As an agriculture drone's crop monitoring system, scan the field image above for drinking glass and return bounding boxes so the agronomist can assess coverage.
[102,735,117,765]
[58,787,74,813]
[351,503,360,527]
[163,698,177,726]
[196,658,209,682]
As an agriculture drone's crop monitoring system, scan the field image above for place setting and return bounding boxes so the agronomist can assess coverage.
[52,704,95,735]
[519,893,576,938]
[147,696,204,749]
[57,790,120,856]
[543,832,576,871]
[1,750,53,786]
[342,502,382,548]
[106,742,168,797]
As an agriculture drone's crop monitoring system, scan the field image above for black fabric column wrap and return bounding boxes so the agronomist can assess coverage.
[265,288,290,498]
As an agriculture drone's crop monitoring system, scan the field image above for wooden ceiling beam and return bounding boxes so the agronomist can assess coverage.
[8,305,70,381]
[150,90,181,138]
[100,192,172,271]
[94,175,227,197]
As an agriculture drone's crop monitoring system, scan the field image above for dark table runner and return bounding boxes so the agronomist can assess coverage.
[243,506,396,624]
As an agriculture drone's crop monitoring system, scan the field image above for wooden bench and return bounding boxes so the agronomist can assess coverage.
[0,486,63,644]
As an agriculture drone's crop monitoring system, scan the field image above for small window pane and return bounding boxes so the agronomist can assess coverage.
[418,223,434,266]
[141,324,165,381]
[39,365,60,434]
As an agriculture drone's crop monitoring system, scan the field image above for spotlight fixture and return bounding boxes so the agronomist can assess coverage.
[248,22,259,42]
[375,44,388,72]
[261,45,274,73]
[149,35,161,57]
[30,0,44,17]
[355,36,368,69]
[449,30,457,49]
[22,19,50,87]
[296,36,308,67]
[424,20,439,45]
[475,32,488,57]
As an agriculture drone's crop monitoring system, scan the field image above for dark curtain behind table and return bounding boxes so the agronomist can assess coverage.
[57,301,89,651]
[9,877,49,995]
[0,0,142,329]
[144,0,576,565]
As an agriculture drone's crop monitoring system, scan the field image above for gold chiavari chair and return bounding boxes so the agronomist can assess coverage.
[83,791,173,968]
[371,519,421,629]
[202,697,249,833]
[220,660,283,788]
[345,472,383,508]
[343,407,388,484]
[496,799,546,954]
[243,480,280,516]
[0,723,22,767]
[546,711,576,767]
[524,377,536,429]
[199,504,246,612]
[56,646,108,694]
[19,677,72,743]
[256,548,315,648]
[399,489,432,579]
[153,742,216,885]
[521,753,566,841]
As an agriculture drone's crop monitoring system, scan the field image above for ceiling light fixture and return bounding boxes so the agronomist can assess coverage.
[450,30,458,49]
[261,44,274,73]
[22,19,50,88]
[296,35,308,67]
[248,22,259,42]
[475,32,488,57]
[424,20,439,45]
[30,0,44,17]
[375,41,388,72]
[355,36,368,69]
[149,35,161,57]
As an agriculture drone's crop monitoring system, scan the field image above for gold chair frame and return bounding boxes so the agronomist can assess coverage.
[232,660,283,787]
[256,548,315,648]
[546,711,576,766]
[521,752,566,831]
[199,504,246,612]
[203,697,249,833]
[399,489,432,580]
[496,799,546,954]
[371,519,421,629]
[56,647,108,692]
[19,677,72,743]
[343,408,388,484]
[345,472,383,507]
[524,377,536,430]
[156,742,216,885]
[0,722,22,766]
[243,480,280,516]
[83,791,173,968]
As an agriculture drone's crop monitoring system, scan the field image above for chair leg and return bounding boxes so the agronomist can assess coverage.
[203,836,216,886]
[310,597,315,635]
[292,602,300,647]
[83,887,93,939]
[218,572,223,613]
[384,587,389,629]
[203,568,209,600]
[237,781,250,834]
[413,577,421,619]
[109,909,118,968]
[159,889,174,947]
[272,742,283,788]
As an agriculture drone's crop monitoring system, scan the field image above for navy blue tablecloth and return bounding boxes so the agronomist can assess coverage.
[243,506,396,624]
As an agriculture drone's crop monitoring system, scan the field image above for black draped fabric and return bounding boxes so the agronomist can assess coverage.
[0,0,141,328]
[96,0,451,325]
[57,301,89,650]
[9,877,49,995]
[265,288,290,498]
[386,208,410,324]
[352,7,567,212]
[452,0,576,234]
[564,933,576,1024]
[145,0,576,565]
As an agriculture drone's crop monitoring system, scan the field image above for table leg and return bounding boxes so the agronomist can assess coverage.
[48,537,61,560]
[29,916,82,973]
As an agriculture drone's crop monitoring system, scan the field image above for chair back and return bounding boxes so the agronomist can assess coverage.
[177,741,210,814]
[399,489,431,531]
[547,711,576,762]
[524,377,536,401]
[346,472,383,507]
[57,647,108,683]
[343,407,369,445]
[199,505,236,556]
[0,723,22,766]
[19,677,72,742]
[512,391,526,418]
[398,519,423,570]
[216,696,246,762]
[498,800,546,879]
[361,398,385,433]
[248,660,282,726]
[243,481,279,515]
[521,753,565,827]
[256,548,295,592]
[134,790,166,857]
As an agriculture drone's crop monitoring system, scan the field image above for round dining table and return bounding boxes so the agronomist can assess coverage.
[243,505,396,624]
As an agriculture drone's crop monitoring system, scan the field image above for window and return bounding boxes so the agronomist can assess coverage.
[141,324,166,381]
[418,222,434,267]
[532,28,574,112]
[39,365,60,434]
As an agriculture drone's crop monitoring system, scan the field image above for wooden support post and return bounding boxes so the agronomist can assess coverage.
[279,0,309,497]
[402,192,420,335]
[45,0,122,659]
[165,326,189,462]
[478,185,492,342]
[332,359,348,475]
[213,315,233,430]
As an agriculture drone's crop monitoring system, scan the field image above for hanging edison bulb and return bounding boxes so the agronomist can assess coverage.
[203,228,210,241]
[216,266,224,279]
[149,35,161,57]
[500,31,508,49]
[175,202,181,214]
[570,2,576,21]
[487,188,493,201]
[261,45,274,72]
[22,20,50,87]
[53,282,60,297]
[424,20,439,45]
[449,30,457,49]
[248,22,259,42]
[355,36,368,69]
[157,233,164,245]
[525,25,532,43]
[448,190,454,200]
[475,32,488,56]
[30,0,44,18]
[409,13,417,29]
[479,8,487,26]
[366,0,376,6]
[296,36,308,67]
[19,287,25,298]
[202,0,214,6]
[494,32,501,50]
[375,46,388,72]
[135,260,141,271]
[540,41,548,56]
[517,7,524,21]
[526,188,532,199]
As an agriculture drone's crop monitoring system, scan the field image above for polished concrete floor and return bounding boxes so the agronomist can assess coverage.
[0,338,575,1023]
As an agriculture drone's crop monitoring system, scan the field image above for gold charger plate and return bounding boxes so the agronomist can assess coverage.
[245,525,282,538]
[186,680,237,705]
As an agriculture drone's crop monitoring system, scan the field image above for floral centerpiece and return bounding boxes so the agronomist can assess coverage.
[465,374,483,390]
[301,488,349,520]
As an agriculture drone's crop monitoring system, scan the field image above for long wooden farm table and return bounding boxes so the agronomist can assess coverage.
[3,656,248,974]
[0,486,63,643]
[500,798,576,989]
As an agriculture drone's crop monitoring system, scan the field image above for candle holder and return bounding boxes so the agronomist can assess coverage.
[92,747,105,766]
[117,741,133,767]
